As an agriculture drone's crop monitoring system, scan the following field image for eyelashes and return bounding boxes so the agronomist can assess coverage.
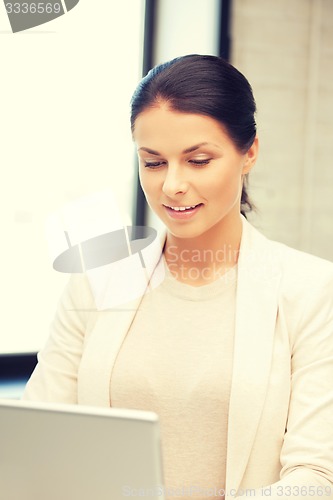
[143,159,212,169]
[189,159,212,166]
[144,161,166,169]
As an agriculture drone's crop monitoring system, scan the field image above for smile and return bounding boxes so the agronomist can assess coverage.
[166,205,199,211]
[163,203,203,219]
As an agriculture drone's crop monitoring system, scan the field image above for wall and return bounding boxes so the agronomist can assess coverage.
[231,0,333,260]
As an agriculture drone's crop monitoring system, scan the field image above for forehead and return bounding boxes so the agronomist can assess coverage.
[133,105,231,152]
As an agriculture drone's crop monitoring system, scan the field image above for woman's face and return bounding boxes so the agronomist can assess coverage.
[133,104,258,241]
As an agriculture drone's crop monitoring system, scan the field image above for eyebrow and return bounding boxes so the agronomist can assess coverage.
[138,142,218,156]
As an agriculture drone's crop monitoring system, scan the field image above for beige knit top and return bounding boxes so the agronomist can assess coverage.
[110,259,237,500]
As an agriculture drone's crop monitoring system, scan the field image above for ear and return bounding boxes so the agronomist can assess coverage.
[242,136,259,175]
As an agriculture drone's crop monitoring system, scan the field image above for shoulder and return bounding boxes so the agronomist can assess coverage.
[242,217,333,297]
[270,238,333,283]
[270,240,333,319]
[241,220,333,348]
[61,272,96,307]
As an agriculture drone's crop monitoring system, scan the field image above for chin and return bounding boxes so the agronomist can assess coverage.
[165,223,210,240]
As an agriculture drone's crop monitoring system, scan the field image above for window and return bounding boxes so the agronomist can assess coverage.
[0,1,145,353]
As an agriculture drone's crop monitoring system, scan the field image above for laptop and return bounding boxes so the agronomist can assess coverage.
[0,399,165,500]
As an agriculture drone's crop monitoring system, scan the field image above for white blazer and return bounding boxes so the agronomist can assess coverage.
[23,217,333,500]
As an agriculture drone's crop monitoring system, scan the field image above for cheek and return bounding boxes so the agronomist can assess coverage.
[139,169,160,203]
[138,167,150,192]
[204,167,242,201]
[138,167,145,190]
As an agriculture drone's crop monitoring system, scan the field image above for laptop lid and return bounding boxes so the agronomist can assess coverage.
[0,399,165,500]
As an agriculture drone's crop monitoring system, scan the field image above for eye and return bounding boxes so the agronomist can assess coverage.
[189,158,212,166]
[144,160,166,169]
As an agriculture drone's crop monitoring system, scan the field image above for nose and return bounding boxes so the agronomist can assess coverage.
[162,165,189,197]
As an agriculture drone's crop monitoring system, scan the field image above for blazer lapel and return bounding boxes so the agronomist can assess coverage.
[226,218,282,496]
[77,298,143,406]
[78,229,166,406]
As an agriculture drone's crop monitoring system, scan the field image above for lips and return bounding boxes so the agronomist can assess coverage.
[163,203,203,219]
[164,203,202,211]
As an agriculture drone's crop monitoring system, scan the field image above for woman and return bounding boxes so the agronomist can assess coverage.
[23,55,333,500]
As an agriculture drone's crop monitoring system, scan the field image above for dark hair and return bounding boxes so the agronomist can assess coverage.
[130,54,257,216]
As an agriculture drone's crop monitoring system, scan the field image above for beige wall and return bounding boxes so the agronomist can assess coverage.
[231,0,333,261]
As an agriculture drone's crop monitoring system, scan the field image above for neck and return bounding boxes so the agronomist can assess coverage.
[164,214,243,285]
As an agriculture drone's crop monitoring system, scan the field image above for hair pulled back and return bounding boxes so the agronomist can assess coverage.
[130,54,257,215]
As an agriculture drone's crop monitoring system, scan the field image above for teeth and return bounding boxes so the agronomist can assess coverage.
[169,205,197,211]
